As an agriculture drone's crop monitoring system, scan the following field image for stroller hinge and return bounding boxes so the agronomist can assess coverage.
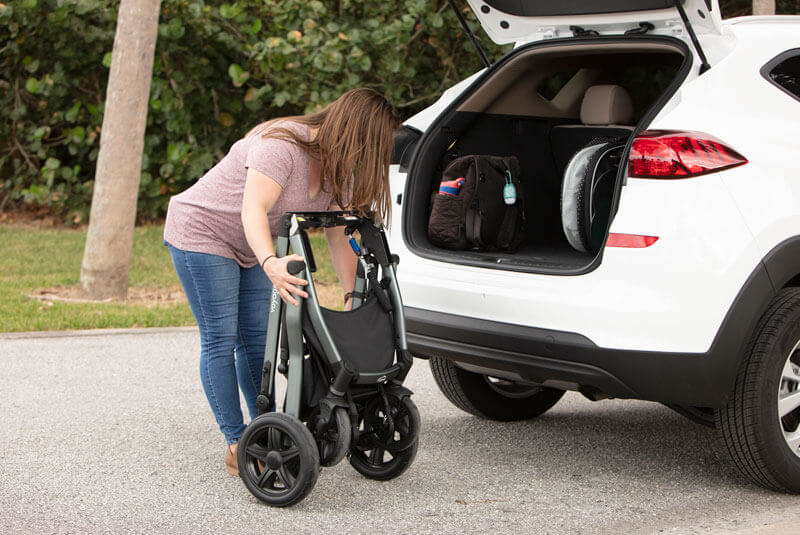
[330,362,356,397]
[395,350,413,383]
[277,347,289,375]
[256,360,275,415]
[255,394,274,415]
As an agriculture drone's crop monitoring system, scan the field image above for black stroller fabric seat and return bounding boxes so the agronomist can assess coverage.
[302,296,395,374]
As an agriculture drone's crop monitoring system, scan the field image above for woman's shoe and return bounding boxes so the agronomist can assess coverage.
[225,443,239,476]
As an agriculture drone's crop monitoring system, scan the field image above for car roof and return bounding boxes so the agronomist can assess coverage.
[725,16,800,58]
[726,15,800,29]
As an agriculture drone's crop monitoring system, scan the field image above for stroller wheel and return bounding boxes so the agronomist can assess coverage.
[307,406,351,467]
[348,396,420,481]
[237,412,320,507]
[363,394,421,453]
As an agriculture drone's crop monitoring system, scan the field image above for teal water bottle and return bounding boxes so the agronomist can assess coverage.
[503,170,517,205]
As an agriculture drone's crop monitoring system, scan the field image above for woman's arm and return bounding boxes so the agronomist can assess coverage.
[324,204,358,309]
[241,167,308,306]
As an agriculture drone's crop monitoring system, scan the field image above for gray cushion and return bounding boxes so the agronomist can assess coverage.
[580,85,634,126]
[561,143,605,253]
[561,139,626,253]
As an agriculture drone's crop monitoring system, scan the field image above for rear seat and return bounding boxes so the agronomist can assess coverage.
[550,85,635,176]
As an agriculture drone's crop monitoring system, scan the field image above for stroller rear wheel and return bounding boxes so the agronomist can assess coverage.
[307,406,351,467]
[348,395,420,481]
[238,412,320,507]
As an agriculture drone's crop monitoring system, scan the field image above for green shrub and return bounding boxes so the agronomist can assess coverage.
[3,1,797,223]
[0,0,502,223]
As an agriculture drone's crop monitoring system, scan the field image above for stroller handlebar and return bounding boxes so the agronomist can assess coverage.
[281,210,373,231]
[287,260,306,275]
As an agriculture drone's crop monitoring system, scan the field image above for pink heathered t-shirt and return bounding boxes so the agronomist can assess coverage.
[164,122,339,267]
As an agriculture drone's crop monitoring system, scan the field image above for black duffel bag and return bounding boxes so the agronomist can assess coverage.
[428,154,524,251]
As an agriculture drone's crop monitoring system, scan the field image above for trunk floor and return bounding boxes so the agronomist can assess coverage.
[437,242,595,272]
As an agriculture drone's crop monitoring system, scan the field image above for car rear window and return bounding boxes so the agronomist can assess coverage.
[537,70,578,101]
[762,49,800,102]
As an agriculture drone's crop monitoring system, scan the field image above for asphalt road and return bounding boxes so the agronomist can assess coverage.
[2,328,800,534]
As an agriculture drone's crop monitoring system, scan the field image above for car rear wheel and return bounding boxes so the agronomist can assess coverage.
[429,356,564,421]
[717,288,800,493]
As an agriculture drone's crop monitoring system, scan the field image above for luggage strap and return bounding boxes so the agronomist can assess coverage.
[496,204,518,250]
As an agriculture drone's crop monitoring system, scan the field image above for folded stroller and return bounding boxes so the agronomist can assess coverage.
[238,211,419,507]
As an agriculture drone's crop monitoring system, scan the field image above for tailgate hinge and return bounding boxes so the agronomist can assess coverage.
[570,25,600,38]
[624,22,655,35]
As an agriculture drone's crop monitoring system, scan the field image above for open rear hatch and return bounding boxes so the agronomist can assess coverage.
[466,0,722,45]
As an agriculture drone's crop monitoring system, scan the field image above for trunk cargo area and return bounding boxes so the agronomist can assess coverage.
[403,37,690,274]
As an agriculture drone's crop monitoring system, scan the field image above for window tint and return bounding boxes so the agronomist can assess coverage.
[610,56,684,118]
[763,49,800,102]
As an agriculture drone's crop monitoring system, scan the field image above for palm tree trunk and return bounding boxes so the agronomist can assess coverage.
[80,0,161,300]
[752,0,776,15]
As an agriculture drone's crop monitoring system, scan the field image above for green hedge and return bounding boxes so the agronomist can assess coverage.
[0,0,503,223]
[1,0,797,223]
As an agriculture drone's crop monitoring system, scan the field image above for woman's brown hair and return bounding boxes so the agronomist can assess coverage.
[248,88,401,223]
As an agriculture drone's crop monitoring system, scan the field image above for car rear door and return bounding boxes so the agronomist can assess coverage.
[465,0,723,45]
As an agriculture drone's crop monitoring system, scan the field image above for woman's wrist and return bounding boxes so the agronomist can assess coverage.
[260,255,275,271]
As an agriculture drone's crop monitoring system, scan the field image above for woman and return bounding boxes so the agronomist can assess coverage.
[163,88,399,476]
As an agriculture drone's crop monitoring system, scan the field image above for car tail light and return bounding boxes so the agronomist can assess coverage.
[629,130,747,179]
[606,233,659,248]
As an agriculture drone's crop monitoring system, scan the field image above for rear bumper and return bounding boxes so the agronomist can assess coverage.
[405,261,773,407]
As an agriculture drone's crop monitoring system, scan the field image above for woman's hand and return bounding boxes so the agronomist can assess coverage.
[262,254,309,306]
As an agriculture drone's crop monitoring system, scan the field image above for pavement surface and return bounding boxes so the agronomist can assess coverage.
[2,328,800,534]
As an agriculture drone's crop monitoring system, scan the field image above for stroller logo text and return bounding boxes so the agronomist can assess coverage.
[270,290,280,313]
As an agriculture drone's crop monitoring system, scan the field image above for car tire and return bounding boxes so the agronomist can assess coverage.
[429,356,565,421]
[717,287,800,493]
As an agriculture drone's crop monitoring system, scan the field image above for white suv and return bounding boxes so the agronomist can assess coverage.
[387,1,800,491]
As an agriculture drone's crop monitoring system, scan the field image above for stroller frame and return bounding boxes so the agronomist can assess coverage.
[239,210,418,507]
[257,210,413,416]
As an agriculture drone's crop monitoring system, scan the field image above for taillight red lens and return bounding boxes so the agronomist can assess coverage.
[629,130,747,179]
[606,233,659,248]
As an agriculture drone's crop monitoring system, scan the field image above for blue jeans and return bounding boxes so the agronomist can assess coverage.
[167,243,271,445]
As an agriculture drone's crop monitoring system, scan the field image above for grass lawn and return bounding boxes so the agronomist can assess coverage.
[0,224,339,332]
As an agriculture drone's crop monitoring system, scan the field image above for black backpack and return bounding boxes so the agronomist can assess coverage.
[428,155,524,251]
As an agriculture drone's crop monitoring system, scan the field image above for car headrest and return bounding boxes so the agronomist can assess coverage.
[580,85,634,126]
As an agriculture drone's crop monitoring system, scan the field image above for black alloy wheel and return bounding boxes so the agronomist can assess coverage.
[238,412,320,507]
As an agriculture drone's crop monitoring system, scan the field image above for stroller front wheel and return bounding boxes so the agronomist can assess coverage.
[348,396,420,481]
[238,412,320,507]
[308,406,351,467]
